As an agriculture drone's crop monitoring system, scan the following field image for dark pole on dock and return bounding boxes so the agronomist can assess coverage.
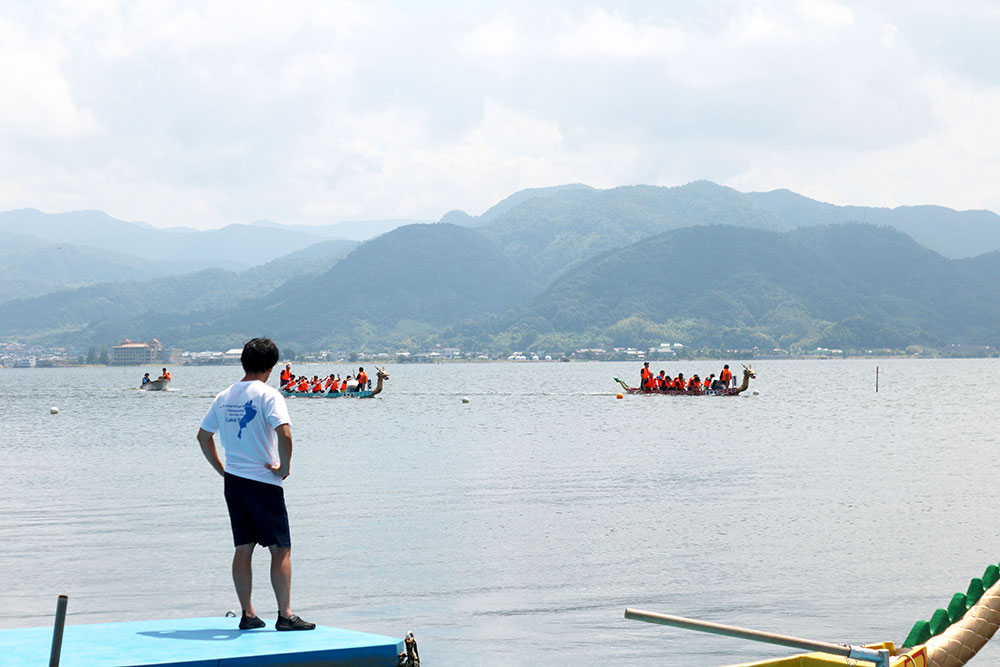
[876,366,879,392]
[49,595,68,667]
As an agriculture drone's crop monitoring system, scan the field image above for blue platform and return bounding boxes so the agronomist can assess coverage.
[0,616,403,666]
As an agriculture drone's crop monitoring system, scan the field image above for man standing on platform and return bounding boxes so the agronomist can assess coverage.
[196,337,315,631]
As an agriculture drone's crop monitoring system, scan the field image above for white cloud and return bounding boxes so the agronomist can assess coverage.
[1,1,1000,227]
[554,8,684,58]
[0,15,97,137]
[798,0,854,28]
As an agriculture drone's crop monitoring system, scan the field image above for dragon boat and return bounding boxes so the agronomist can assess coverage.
[282,367,389,399]
[615,365,756,396]
[140,378,170,391]
[627,561,1000,667]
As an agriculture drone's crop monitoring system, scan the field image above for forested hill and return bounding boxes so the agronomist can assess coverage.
[747,189,1000,259]
[159,223,540,350]
[468,181,787,284]
[501,223,1000,351]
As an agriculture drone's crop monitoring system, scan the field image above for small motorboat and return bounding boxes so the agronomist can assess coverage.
[140,378,170,391]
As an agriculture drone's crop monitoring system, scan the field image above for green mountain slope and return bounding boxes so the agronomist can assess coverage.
[23,223,538,350]
[748,189,1000,259]
[180,223,539,350]
[472,181,788,284]
[506,223,1000,350]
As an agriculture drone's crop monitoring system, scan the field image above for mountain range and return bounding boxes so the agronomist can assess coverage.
[3,181,1000,354]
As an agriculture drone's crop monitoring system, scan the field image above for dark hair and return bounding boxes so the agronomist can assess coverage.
[241,337,280,373]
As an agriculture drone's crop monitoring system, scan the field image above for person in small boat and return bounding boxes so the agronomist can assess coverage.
[324,374,337,392]
[296,377,309,393]
[720,364,732,388]
[340,376,349,392]
[673,373,685,390]
[703,374,714,390]
[639,362,652,390]
[656,370,668,391]
[159,368,172,380]
[311,376,323,393]
[279,365,292,388]
[687,375,700,391]
[356,367,368,391]
[142,373,151,385]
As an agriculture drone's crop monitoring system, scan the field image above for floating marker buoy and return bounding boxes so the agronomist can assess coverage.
[461,397,470,404]
[616,393,623,399]
[752,390,759,395]
[50,406,59,414]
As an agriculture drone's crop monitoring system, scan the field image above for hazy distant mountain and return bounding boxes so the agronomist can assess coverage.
[508,223,1000,350]
[0,231,211,303]
[0,238,356,342]
[0,209,336,269]
[747,189,1000,259]
[250,218,430,241]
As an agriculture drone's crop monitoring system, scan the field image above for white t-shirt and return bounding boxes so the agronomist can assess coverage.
[200,380,291,486]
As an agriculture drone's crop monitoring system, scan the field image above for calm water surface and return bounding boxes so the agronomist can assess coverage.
[1,359,998,666]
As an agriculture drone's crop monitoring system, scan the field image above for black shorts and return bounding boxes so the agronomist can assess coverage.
[224,472,291,548]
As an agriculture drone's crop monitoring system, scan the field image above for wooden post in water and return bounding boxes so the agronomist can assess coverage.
[49,595,68,667]
[876,366,879,392]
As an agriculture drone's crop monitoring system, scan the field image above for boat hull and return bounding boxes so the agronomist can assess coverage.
[623,386,742,396]
[140,379,170,391]
[724,644,924,666]
[282,390,377,399]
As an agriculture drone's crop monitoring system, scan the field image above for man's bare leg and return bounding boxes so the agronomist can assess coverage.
[233,543,257,617]
[269,545,292,617]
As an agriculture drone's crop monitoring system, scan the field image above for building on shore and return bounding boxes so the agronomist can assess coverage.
[110,339,162,365]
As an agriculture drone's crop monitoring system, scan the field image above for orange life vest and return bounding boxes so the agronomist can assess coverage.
[673,378,684,390]
[687,378,698,389]
[297,379,308,392]
[703,378,711,389]
[357,372,368,387]
[312,380,323,392]
[340,380,348,391]
[720,368,732,383]
[280,369,291,382]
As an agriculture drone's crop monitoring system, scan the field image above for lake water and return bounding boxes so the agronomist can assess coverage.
[1,359,998,666]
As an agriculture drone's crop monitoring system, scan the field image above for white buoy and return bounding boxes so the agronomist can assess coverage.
[50,406,59,414]
[752,390,759,396]
[461,397,470,404]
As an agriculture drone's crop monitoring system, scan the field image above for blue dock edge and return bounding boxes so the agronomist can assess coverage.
[0,616,404,666]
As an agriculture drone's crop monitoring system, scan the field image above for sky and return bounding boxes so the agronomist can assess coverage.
[2,0,1000,229]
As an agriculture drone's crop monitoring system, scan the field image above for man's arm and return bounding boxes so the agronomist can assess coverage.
[197,428,225,477]
[266,423,292,479]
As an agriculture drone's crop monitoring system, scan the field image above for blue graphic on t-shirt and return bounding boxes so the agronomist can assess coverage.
[237,400,257,439]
